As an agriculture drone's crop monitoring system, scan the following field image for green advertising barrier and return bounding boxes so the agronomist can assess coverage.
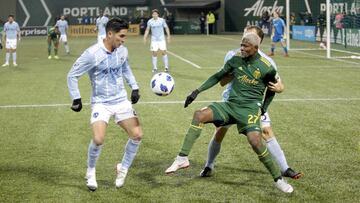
[343,28,360,47]
[173,21,188,34]
[173,21,201,34]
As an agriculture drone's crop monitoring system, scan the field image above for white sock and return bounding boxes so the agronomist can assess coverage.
[65,44,70,53]
[152,56,157,70]
[5,53,10,63]
[12,52,16,64]
[87,140,102,169]
[266,137,289,172]
[205,137,221,169]
[120,139,141,170]
[162,54,169,69]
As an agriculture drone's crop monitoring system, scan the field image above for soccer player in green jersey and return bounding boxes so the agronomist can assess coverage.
[165,33,293,193]
[200,26,303,180]
[47,26,60,59]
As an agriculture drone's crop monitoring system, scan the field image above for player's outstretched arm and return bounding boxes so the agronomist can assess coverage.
[67,50,95,111]
[219,73,234,86]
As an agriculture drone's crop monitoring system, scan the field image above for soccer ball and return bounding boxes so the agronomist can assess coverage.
[150,72,175,96]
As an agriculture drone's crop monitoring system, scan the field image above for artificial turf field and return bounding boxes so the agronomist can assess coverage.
[0,35,359,202]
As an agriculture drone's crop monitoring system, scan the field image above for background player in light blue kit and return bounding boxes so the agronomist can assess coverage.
[269,11,288,57]
[144,9,171,73]
[94,11,109,43]
[2,15,20,67]
[55,15,70,54]
[67,18,142,191]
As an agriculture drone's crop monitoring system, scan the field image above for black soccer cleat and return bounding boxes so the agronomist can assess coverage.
[199,166,213,177]
[282,168,303,180]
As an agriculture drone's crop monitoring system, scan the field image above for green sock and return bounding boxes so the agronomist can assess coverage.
[54,48,58,55]
[256,144,281,179]
[48,44,51,55]
[179,119,204,156]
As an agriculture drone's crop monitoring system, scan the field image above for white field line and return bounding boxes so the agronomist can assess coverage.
[0,98,359,109]
[167,50,202,69]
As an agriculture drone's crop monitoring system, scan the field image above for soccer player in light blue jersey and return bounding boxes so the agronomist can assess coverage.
[269,11,289,57]
[2,15,20,67]
[94,11,109,43]
[67,18,142,191]
[55,15,70,54]
[199,26,302,179]
[144,9,171,73]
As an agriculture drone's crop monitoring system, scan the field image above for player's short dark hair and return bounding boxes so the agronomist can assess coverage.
[245,25,264,43]
[152,9,160,15]
[8,15,14,18]
[105,18,129,33]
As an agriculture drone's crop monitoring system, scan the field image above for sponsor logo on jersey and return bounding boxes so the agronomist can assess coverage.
[237,75,259,85]
[253,68,261,79]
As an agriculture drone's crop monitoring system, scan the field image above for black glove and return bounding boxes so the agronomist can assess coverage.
[184,89,200,108]
[131,89,140,104]
[71,98,82,112]
[0,43,2,49]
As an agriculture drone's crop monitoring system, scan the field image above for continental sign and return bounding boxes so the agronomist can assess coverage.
[68,24,140,37]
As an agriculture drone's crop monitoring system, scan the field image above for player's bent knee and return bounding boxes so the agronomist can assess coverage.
[128,127,143,141]
[247,131,263,148]
[193,110,209,123]
[93,136,104,145]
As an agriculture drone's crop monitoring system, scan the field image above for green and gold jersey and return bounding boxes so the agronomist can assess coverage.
[48,27,60,40]
[198,52,277,104]
[224,52,277,104]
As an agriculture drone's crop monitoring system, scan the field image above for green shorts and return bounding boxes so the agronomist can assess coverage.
[48,37,59,44]
[208,101,262,135]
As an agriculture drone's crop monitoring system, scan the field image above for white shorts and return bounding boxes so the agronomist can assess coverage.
[220,112,271,129]
[97,35,106,43]
[150,40,166,51]
[5,39,17,49]
[60,34,68,42]
[90,100,137,124]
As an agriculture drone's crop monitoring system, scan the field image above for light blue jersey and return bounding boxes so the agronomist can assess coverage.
[222,49,279,101]
[55,19,68,35]
[4,21,20,40]
[147,17,168,41]
[67,42,139,104]
[96,16,109,36]
[272,17,285,37]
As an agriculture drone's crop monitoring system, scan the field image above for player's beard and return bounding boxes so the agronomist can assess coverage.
[240,51,249,58]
